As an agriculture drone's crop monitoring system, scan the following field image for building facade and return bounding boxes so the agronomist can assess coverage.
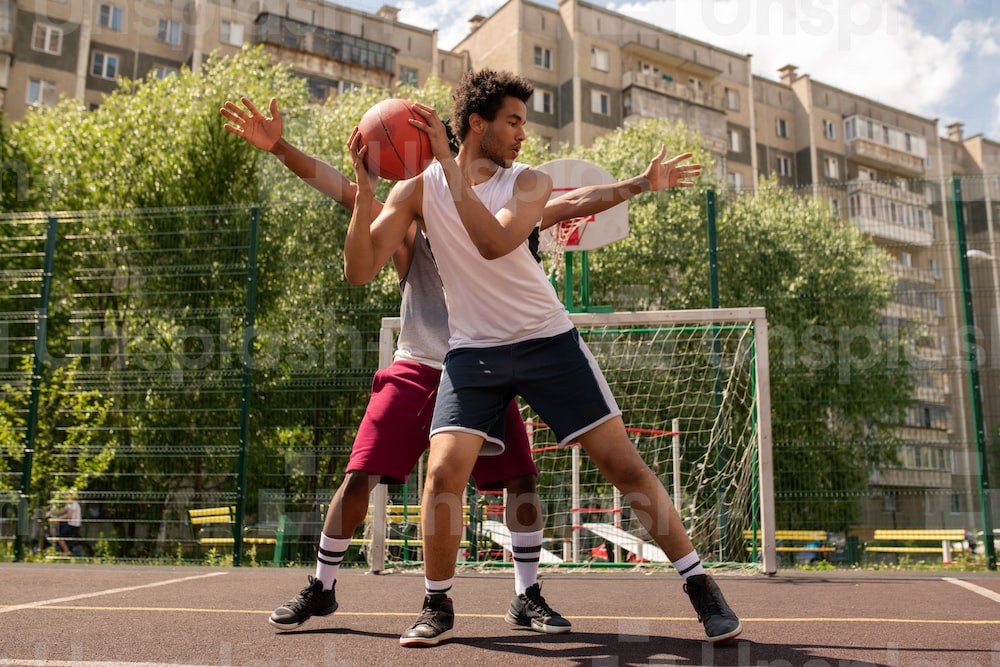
[0,0,466,121]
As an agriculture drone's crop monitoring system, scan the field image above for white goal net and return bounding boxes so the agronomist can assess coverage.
[363,308,776,573]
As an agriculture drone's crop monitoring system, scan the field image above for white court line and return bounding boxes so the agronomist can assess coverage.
[944,576,1000,603]
[0,571,228,614]
[0,662,220,667]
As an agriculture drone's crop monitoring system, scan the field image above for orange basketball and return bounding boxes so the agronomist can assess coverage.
[357,98,434,181]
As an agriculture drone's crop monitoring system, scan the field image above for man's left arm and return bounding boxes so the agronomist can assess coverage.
[541,148,700,230]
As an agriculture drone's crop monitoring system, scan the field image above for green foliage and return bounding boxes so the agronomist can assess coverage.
[553,123,912,529]
[12,45,307,211]
[0,358,117,506]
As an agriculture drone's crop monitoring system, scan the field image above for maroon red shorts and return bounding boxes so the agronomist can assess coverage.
[346,359,536,489]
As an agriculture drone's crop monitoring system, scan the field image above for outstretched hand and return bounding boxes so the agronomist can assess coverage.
[220,97,283,153]
[644,147,702,191]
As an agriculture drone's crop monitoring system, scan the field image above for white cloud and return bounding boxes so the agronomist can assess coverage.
[397,0,504,49]
[992,92,1000,139]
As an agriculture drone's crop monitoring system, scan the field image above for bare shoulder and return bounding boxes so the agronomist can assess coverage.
[515,166,552,199]
[385,173,424,209]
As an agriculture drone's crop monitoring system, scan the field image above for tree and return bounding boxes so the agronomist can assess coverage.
[0,358,117,510]
[557,121,912,530]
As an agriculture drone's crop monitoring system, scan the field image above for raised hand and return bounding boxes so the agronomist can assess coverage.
[348,126,376,195]
[410,103,454,162]
[220,97,283,153]
[644,147,702,191]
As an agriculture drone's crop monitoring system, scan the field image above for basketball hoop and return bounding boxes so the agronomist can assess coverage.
[546,216,589,281]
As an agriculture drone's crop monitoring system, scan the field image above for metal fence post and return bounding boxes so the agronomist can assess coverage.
[234,206,261,567]
[14,215,58,562]
[951,176,997,571]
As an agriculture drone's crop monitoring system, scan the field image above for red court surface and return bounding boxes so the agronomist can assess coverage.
[1,563,998,666]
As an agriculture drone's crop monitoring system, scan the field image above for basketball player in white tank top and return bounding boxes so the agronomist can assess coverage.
[346,69,741,647]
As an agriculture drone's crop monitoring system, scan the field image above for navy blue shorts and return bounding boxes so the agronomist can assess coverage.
[431,328,621,448]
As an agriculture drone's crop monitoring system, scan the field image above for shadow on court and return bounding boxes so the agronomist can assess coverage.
[1,563,998,666]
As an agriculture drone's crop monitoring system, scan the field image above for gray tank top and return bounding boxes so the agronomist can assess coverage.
[394,229,450,369]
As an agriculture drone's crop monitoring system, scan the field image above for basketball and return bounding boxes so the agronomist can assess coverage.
[357,98,434,181]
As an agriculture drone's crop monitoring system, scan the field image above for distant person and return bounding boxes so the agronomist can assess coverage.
[51,490,82,555]
[965,527,977,556]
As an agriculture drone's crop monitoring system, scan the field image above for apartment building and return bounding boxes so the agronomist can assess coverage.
[0,0,465,122]
[453,0,748,170]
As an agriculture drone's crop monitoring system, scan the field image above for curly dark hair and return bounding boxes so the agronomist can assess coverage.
[449,69,534,143]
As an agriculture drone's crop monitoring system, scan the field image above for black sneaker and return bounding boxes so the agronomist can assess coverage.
[683,574,742,643]
[504,583,572,634]
[268,576,337,630]
[399,593,455,647]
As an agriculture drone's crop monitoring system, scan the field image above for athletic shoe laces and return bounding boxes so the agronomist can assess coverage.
[414,594,449,629]
[285,577,322,612]
[523,586,557,618]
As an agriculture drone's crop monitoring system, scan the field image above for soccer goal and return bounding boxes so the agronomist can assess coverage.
[363,308,777,574]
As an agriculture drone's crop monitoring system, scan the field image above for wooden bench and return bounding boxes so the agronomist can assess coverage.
[744,530,833,557]
[865,529,966,562]
[187,506,287,565]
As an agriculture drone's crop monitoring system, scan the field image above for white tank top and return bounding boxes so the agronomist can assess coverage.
[421,161,572,348]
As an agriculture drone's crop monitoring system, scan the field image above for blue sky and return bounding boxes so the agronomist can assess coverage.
[339,0,1000,143]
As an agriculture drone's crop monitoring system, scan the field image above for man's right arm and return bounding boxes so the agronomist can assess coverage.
[344,131,421,285]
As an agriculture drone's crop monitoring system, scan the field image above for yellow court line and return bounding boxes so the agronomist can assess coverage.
[3,605,999,625]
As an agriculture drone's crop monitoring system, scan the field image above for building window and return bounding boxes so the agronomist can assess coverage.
[776,156,791,177]
[399,66,418,86]
[157,19,181,45]
[98,4,123,31]
[32,23,63,54]
[950,493,961,514]
[591,46,609,72]
[900,252,912,268]
[822,118,836,140]
[727,172,744,190]
[590,90,610,116]
[220,20,243,46]
[533,90,553,115]
[149,65,178,80]
[936,297,945,317]
[825,157,839,179]
[724,88,740,110]
[828,197,840,216]
[728,129,740,152]
[27,78,58,107]
[775,118,788,138]
[91,52,119,79]
[930,259,941,279]
[533,46,552,70]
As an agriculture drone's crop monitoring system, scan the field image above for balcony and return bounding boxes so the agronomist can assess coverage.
[846,137,925,176]
[621,70,716,109]
[853,215,933,247]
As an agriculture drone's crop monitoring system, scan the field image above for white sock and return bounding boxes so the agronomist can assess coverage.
[672,550,706,581]
[510,529,543,595]
[314,534,351,590]
[425,577,454,598]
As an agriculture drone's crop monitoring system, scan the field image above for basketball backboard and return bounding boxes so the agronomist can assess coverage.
[535,159,629,252]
